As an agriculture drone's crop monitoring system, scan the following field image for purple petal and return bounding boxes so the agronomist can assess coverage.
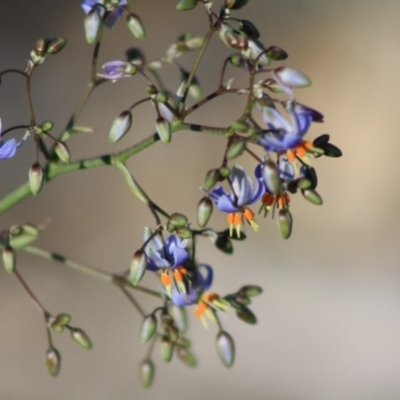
[216,194,240,213]
[169,242,189,268]
[0,139,18,159]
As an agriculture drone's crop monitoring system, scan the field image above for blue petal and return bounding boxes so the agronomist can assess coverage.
[104,8,123,28]
[0,139,18,159]
[169,242,189,268]
[217,194,240,213]
[197,264,213,291]
[171,287,199,307]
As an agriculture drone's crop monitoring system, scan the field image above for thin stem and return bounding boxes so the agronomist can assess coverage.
[119,285,146,317]
[245,146,263,164]
[0,69,27,78]
[1,125,30,137]
[25,70,37,126]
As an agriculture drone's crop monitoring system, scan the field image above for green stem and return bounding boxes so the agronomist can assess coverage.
[119,286,146,317]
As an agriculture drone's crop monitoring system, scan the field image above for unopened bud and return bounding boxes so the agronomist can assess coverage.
[70,327,92,349]
[236,305,257,324]
[2,246,16,274]
[175,226,192,239]
[35,39,47,56]
[204,168,220,190]
[239,20,260,39]
[139,359,155,388]
[278,208,292,239]
[176,336,191,348]
[177,348,197,367]
[197,196,213,228]
[225,0,249,9]
[168,213,188,227]
[226,140,245,160]
[301,189,323,205]
[127,14,146,40]
[274,66,311,88]
[216,331,235,368]
[262,160,281,195]
[155,92,168,103]
[219,167,231,178]
[130,250,148,286]
[176,0,199,11]
[241,285,263,297]
[46,37,67,54]
[160,337,173,362]
[167,325,179,343]
[140,314,157,344]
[41,121,54,133]
[54,141,71,163]
[45,347,61,377]
[297,178,312,190]
[155,117,171,144]
[48,313,71,333]
[266,46,288,61]
[29,162,44,196]
[84,9,102,44]
[109,110,132,143]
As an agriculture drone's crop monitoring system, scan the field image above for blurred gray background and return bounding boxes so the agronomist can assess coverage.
[0,1,399,399]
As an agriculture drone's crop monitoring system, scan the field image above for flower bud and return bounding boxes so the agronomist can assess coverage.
[225,0,249,9]
[262,160,281,195]
[177,348,197,367]
[236,305,257,324]
[274,66,311,88]
[45,347,61,377]
[2,245,16,274]
[278,209,292,240]
[175,227,192,239]
[176,336,191,348]
[35,39,47,56]
[239,20,260,39]
[70,327,92,349]
[226,140,245,160]
[41,120,54,133]
[130,250,148,286]
[301,189,323,205]
[109,110,132,143]
[139,359,155,388]
[155,91,168,103]
[30,50,44,65]
[160,337,174,362]
[48,313,71,333]
[204,168,220,190]
[54,141,71,163]
[297,178,312,190]
[219,167,231,179]
[168,213,188,227]
[176,0,199,11]
[29,162,44,196]
[241,285,263,297]
[9,224,41,249]
[166,325,179,343]
[266,46,288,61]
[197,196,213,228]
[127,14,146,40]
[84,8,102,44]
[46,37,67,54]
[155,117,171,144]
[216,331,235,368]
[140,314,157,344]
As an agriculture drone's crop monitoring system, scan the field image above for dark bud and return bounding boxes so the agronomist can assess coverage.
[236,305,257,324]
[216,331,235,368]
[303,167,318,189]
[197,196,213,228]
[177,348,197,367]
[160,337,174,362]
[233,294,251,306]
[176,0,199,11]
[266,46,288,61]
[222,228,246,241]
[225,0,249,9]
[214,234,233,254]
[301,189,323,205]
[241,285,263,297]
[239,20,260,39]
[139,359,155,389]
[29,162,44,196]
[278,209,292,240]
[45,347,61,377]
[46,37,67,54]
[2,245,16,274]
[323,143,343,158]
[313,134,330,147]
[168,213,188,227]
[126,47,146,65]
[70,327,92,349]
[140,314,157,344]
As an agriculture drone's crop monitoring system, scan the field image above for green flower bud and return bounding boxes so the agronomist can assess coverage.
[109,110,132,143]
[175,226,193,239]
[176,0,199,11]
[70,327,92,349]
[54,141,71,163]
[41,121,54,133]
[166,325,179,343]
[266,46,288,61]
[127,14,146,40]
[29,162,44,196]
[274,66,311,88]
[239,20,260,39]
[140,314,157,344]
[262,160,281,195]
[216,331,235,368]
[35,39,47,56]
[241,285,263,297]
[301,189,323,205]
[155,92,168,103]
[297,178,312,190]
[197,196,213,228]
[168,213,188,227]
[2,245,16,274]
[176,336,191,348]
[204,168,220,190]
[177,348,197,367]
[139,359,155,389]
[160,337,174,362]
[46,37,67,54]
[166,222,175,233]
[219,167,231,179]
[84,9,102,44]
[45,347,61,377]
[155,117,171,144]
[229,54,245,67]
[130,250,148,286]
[278,208,292,240]
[236,305,257,324]
[225,0,249,9]
[9,224,41,249]
[48,313,71,333]
[226,140,245,160]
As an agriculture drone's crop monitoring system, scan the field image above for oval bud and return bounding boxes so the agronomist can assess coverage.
[49,313,71,333]
[168,213,188,227]
[204,168,220,190]
[176,336,191,348]
[323,143,343,158]
[139,359,155,389]
[229,54,244,68]
[140,314,157,344]
[177,348,197,367]
[236,306,257,324]
[266,46,288,61]
[274,66,311,88]
[54,141,71,163]
[197,196,213,228]
[160,337,174,362]
[84,9,102,44]
[262,160,281,195]
[219,167,231,179]
[225,0,249,9]
[45,347,61,377]
[155,117,171,144]
[155,92,168,104]
[46,37,67,54]
[241,285,263,297]
[239,20,260,39]
[297,178,312,190]
[226,140,245,160]
[278,209,292,240]
[70,327,92,349]
[169,305,188,333]
[214,235,233,254]
[127,14,146,40]
[35,39,47,56]
[302,189,323,205]
[2,245,16,274]
[216,331,235,368]
[175,226,192,239]
[29,162,44,196]
[130,250,148,286]
[109,110,132,143]
[176,0,199,11]
[166,325,179,343]
[41,120,54,133]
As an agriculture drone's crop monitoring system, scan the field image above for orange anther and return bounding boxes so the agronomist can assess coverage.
[227,213,235,224]
[203,292,219,302]
[287,149,296,163]
[195,302,208,318]
[262,193,275,206]
[303,140,314,150]
[161,272,171,286]
[296,146,307,158]
[233,213,241,225]
[243,208,255,221]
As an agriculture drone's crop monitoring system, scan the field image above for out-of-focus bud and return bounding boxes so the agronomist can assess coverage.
[229,54,244,68]
[168,213,188,227]
[109,110,132,143]
[225,0,249,9]
[176,0,199,11]
[155,92,168,104]
[262,160,281,195]
[9,224,41,249]
[236,32,248,51]
[297,178,312,190]
[241,285,263,297]
[204,168,220,190]
[140,314,157,344]
[216,331,235,368]
[278,208,292,240]
[226,140,245,160]
[2,245,16,274]
[139,359,155,389]
[175,227,192,239]
[169,305,188,333]
[177,348,197,367]
[219,167,231,179]
[236,305,257,324]
[45,347,61,377]
[84,9,102,44]
[29,162,44,196]
[41,121,54,133]
[214,234,233,255]
[301,189,323,205]
[48,313,71,333]
[35,39,47,56]
[130,250,148,286]
[46,37,67,54]
[127,14,146,39]
[54,141,71,163]
[197,196,213,228]
[160,337,173,362]
[274,66,311,88]
[155,117,171,144]
[176,336,191,348]
[70,327,92,349]
[239,20,260,39]
[166,325,179,343]
[188,75,202,100]
[266,46,288,61]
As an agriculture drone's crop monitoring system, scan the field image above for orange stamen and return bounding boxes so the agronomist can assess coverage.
[194,302,208,318]
[243,208,255,222]
[161,272,171,286]
[303,140,314,150]
[173,266,187,282]
[296,146,307,158]
[262,193,275,206]
[287,149,296,162]
[203,292,219,303]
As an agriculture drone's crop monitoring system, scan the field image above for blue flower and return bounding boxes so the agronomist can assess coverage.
[98,61,136,80]
[210,165,265,236]
[0,120,22,159]
[81,0,127,28]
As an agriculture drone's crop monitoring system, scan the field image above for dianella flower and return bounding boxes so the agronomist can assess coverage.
[143,228,189,297]
[98,61,137,80]
[210,165,265,237]
[171,264,229,329]
[0,119,24,159]
[81,0,127,28]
